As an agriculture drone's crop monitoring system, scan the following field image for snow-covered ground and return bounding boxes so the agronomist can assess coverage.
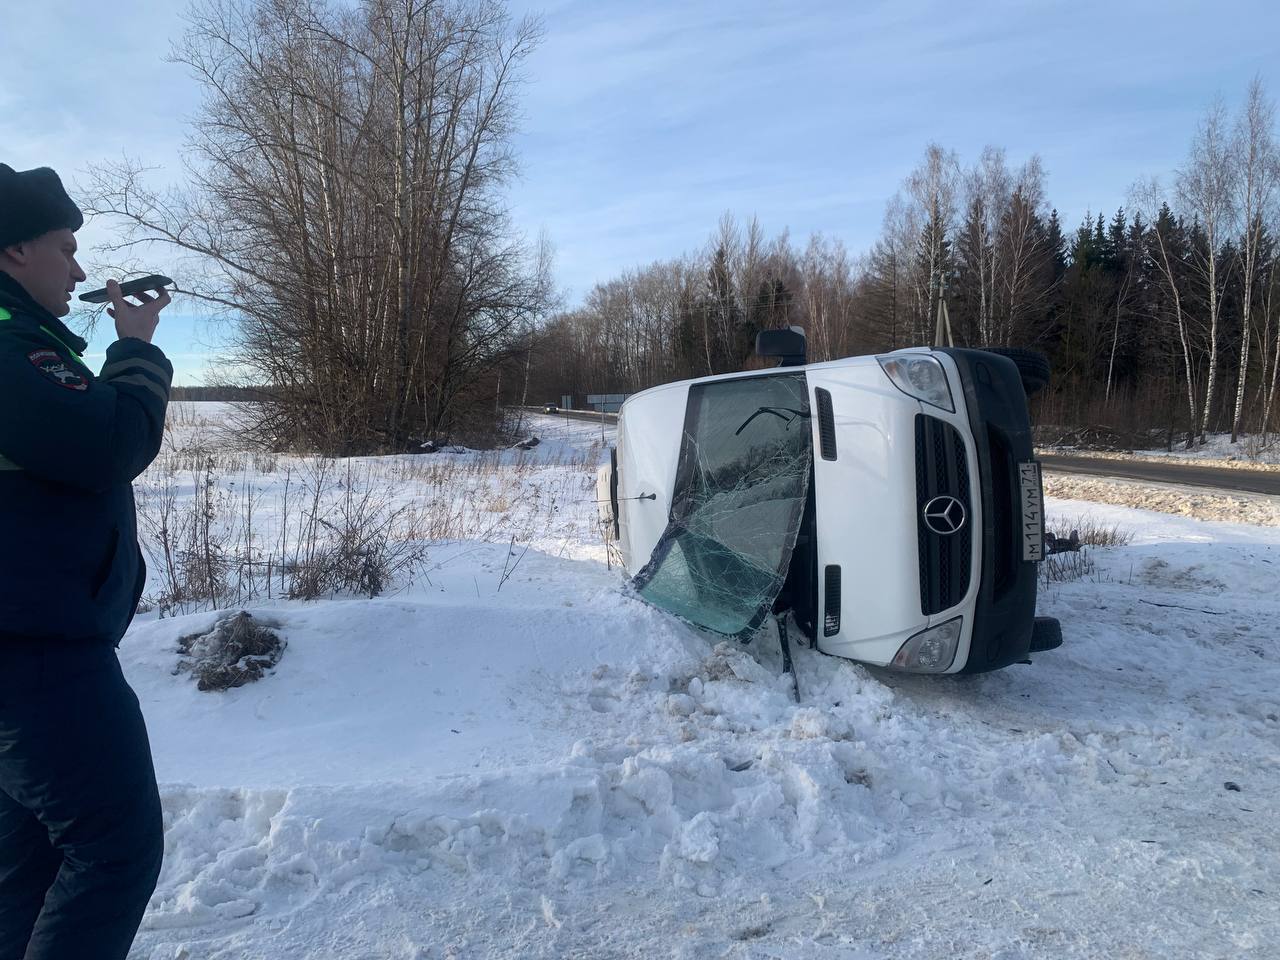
[1133,432,1280,467]
[119,408,1279,959]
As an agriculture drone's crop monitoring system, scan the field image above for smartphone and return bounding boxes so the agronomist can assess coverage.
[78,274,174,304]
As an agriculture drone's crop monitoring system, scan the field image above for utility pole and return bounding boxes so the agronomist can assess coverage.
[933,271,955,348]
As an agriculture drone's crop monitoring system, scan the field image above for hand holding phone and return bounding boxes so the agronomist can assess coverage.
[96,277,172,344]
[78,274,173,304]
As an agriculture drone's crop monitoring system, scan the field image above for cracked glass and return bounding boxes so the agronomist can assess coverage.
[632,372,812,640]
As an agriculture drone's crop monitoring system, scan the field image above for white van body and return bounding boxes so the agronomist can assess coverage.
[599,346,1055,674]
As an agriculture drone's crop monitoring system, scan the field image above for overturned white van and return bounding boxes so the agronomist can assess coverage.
[598,330,1062,674]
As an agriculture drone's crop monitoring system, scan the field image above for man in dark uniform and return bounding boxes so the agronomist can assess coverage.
[0,163,173,960]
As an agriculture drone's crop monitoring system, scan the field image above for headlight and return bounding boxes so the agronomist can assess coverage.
[891,618,962,673]
[877,355,954,412]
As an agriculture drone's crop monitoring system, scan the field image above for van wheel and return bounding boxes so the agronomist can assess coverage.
[982,347,1050,397]
[1029,616,1062,653]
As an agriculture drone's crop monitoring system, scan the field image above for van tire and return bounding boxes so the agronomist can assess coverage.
[982,347,1050,397]
[1029,616,1063,653]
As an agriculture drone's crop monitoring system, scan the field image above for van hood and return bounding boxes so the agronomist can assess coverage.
[806,362,933,665]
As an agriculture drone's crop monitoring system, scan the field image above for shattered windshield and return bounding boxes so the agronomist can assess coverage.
[632,372,812,640]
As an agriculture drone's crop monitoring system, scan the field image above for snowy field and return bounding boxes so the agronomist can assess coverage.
[122,405,1279,959]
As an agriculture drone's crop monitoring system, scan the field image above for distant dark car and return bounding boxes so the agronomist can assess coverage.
[543,403,559,414]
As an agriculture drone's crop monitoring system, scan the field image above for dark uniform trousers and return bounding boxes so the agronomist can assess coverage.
[0,641,164,960]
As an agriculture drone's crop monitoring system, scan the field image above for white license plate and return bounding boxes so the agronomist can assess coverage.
[1018,461,1044,562]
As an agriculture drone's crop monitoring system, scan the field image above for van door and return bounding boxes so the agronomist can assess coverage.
[631,372,813,640]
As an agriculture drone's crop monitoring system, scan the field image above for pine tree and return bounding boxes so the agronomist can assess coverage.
[864,240,903,350]
[1045,209,1068,281]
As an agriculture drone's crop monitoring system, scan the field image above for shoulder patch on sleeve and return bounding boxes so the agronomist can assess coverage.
[27,349,89,391]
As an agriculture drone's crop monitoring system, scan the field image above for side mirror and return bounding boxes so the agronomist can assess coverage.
[756,326,806,367]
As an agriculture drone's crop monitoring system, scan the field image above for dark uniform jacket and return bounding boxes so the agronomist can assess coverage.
[0,272,172,645]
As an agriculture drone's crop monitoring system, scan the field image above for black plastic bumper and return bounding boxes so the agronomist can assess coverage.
[936,348,1040,673]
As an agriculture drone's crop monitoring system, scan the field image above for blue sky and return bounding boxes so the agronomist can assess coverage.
[3,0,1277,383]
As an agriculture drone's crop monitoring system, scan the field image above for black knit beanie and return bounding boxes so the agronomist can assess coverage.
[0,163,84,250]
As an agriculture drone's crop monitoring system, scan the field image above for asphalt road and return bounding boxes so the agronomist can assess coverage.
[1038,453,1280,496]
[545,408,619,424]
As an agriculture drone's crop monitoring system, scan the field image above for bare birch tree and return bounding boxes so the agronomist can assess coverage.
[1134,178,1199,447]
[906,144,960,344]
[958,146,1010,346]
[1229,77,1278,440]
[999,155,1052,347]
[1262,249,1280,436]
[1178,98,1236,441]
[896,142,957,343]
[800,234,860,361]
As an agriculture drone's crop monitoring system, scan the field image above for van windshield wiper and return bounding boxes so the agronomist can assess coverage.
[733,405,811,436]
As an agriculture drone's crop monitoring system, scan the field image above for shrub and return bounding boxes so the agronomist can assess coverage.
[175,611,286,691]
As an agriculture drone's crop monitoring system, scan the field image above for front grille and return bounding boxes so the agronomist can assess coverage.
[987,426,1014,595]
[915,415,973,615]
[823,565,841,636]
[815,388,837,460]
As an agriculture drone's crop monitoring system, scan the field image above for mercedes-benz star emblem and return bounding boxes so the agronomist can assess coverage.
[923,495,966,536]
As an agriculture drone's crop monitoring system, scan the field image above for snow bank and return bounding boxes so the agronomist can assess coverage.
[1044,473,1280,526]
